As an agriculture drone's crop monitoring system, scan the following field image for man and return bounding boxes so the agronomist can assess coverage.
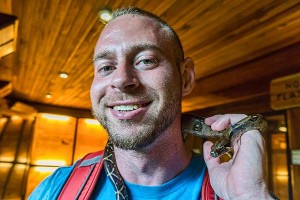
[30,7,274,199]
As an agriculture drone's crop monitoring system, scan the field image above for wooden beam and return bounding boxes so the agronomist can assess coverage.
[17,100,93,118]
[188,93,275,117]
[0,12,18,58]
[0,80,12,97]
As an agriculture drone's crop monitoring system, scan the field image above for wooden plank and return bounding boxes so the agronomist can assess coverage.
[153,0,177,16]
[287,108,300,200]
[28,0,85,97]
[31,113,76,166]
[190,2,300,79]
[182,77,270,112]
[0,41,14,58]
[170,0,217,30]
[188,93,273,116]
[0,81,12,97]
[0,13,18,58]
[179,0,256,53]
[0,53,14,81]
[27,101,92,118]
[14,0,47,93]
[74,118,108,162]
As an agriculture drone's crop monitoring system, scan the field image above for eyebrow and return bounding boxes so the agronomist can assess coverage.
[93,50,114,62]
[93,43,164,62]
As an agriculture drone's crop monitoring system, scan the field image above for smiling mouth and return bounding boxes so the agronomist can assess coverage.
[112,104,143,112]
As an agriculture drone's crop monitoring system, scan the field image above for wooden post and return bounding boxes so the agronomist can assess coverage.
[287,108,300,200]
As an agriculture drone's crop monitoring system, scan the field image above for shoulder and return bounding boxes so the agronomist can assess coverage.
[191,152,206,167]
[28,165,75,200]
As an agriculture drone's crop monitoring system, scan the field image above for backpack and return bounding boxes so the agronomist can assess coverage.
[58,151,221,200]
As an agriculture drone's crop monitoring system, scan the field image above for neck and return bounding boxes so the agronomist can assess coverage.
[113,116,192,186]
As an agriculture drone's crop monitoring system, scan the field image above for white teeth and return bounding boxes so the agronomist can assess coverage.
[113,105,139,111]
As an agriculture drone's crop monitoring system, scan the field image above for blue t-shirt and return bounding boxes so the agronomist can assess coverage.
[29,153,206,200]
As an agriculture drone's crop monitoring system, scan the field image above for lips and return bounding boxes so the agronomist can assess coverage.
[108,101,151,119]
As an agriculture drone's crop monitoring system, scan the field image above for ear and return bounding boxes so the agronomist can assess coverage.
[180,57,195,96]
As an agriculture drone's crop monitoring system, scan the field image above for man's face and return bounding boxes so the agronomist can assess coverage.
[90,15,182,150]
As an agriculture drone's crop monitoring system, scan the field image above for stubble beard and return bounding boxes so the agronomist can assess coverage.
[91,90,181,151]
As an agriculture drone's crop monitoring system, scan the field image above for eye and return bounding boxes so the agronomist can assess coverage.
[135,57,158,69]
[141,59,156,65]
[98,65,115,76]
[193,123,202,131]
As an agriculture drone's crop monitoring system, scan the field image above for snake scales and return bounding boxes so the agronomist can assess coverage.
[103,114,268,200]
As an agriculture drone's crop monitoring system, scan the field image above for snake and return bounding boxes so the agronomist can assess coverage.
[103,113,268,200]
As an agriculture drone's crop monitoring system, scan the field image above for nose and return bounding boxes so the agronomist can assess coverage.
[111,66,140,91]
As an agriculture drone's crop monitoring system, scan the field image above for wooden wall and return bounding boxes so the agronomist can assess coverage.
[287,108,300,200]
[0,116,33,199]
[0,112,108,199]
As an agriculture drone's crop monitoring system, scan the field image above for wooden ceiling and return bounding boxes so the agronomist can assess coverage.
[1,0,300,113]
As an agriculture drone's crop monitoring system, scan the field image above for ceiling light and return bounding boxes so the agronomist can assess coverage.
[35,159,66,166]
[34,166,58,173]
[59,72,68,79]
[41,113,70,121]
[0,117,7,124]
[279,126,287,132]
[98,9,112,23]
[85,119,100,125]
[11,115,21,121]
[45,93,52,99]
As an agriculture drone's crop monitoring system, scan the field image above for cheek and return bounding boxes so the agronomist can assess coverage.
[140,70,167,91]
[159,67,181,89]
[90,77,106,103]
[142,67,181,94]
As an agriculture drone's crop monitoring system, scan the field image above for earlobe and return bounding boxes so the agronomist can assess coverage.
[181,57,195,96]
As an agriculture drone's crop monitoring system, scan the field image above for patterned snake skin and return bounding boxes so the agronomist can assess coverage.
[103,114,268,200]
[103,139,129,200]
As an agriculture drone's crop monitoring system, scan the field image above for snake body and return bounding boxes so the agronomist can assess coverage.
[103,114,268,200]
[103,139,129,200]
[181,114,268,157]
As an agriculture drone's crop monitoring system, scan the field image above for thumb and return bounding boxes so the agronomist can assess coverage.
[203,141,220,171]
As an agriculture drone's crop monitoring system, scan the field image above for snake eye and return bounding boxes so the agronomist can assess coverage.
[193,123,202,131]
[250,115,259,122]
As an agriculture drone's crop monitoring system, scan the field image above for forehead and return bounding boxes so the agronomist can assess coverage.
[94,15,171,55]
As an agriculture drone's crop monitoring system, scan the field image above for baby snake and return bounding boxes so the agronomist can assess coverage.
[103,114,268,200]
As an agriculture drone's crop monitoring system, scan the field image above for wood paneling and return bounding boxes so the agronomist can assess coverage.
[287,108,300,200]
[0,0,299,112]
[31,113,76,166]
[74,118,108,162]
[0,116,24,162]
[183,41,300,112]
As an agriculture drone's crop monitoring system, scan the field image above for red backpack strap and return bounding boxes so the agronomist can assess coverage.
[201,170,222,200]
[58,150,105,200]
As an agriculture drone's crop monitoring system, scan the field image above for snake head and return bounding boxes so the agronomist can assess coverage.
[181,113,221,138]
[181,114,205,137]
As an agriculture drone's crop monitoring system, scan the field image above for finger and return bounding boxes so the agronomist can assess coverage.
[203,141,221,171]
[204,114,222,126]
[230,137,241,162]
[211,114,247,131]
[231,130,265,166]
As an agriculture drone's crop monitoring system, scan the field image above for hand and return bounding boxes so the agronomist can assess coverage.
[203,114,273,200]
